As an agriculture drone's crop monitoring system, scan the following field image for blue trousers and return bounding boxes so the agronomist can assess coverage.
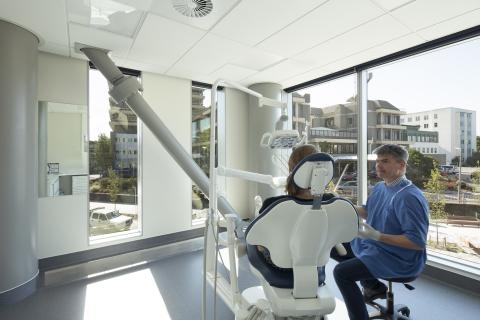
[330,244,382,320]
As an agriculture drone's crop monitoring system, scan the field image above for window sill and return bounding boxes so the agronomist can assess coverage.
[427,249,480,281]
[89,229,142,246]
[192,218,206,227]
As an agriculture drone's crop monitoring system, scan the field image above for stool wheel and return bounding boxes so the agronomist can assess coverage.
[398,305,410,317]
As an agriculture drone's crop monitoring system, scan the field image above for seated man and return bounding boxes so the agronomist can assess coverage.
[331,144,429,320]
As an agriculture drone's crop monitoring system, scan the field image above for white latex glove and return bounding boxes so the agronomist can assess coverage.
[358,221,381,241]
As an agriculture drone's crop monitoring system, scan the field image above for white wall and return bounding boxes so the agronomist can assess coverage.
[141,72,193,236]
[37,52,90,258]
[37,53,197,258]
[225,88,250,219]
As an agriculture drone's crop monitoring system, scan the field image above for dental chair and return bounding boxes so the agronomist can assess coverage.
[243,153,359,319]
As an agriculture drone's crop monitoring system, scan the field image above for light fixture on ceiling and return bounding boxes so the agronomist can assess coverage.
[172,0,213,18]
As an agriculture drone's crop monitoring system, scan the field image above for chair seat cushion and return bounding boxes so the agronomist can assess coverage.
[246,243,325,289]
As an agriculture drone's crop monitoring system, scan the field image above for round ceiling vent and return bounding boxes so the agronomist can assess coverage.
[172,0,213,18]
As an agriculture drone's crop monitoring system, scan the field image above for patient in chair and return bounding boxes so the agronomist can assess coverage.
[257,144,335,269]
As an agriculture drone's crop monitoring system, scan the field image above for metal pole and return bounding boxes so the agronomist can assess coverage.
[458,150,462,203]
[357,70,368,206]
[79,45,237,218]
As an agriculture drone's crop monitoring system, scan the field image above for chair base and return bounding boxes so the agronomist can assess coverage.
[367,293,411,320]
[242,282,334,319]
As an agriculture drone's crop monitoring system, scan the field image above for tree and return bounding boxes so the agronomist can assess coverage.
[318,141,332,153]
[95,134,113,175]
[465,151,480,166]
[107,168,120,209]
[424,167,447,244]
[450,156,459,166]
[406,149,435,188]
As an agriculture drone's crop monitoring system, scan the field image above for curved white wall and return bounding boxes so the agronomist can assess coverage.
[0,20,38,304]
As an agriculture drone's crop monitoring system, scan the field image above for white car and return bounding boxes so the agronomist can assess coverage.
[89,207,133,232]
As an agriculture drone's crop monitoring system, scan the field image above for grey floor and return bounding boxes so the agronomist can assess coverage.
[1,246,479,320]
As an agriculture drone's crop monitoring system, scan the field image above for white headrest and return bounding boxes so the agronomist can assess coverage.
[292,153,334,189]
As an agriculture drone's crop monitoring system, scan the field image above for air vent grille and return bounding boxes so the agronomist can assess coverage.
[172,0,213,18]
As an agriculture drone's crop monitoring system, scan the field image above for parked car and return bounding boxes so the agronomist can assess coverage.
[341,172,357,181]
[337,180,358,192]
[337,180,374,193]
[89,207,133,231]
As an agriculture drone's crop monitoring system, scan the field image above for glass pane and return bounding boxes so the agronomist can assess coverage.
[293,75,358,202]
[367,37,480,265]
[192,86,211,223]
[88,69,139,239]
[38,102,88,197]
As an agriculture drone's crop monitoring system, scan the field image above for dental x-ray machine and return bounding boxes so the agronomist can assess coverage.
[79,44,359,320]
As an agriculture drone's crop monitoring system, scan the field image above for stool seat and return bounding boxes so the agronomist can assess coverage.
[384,276,416,283]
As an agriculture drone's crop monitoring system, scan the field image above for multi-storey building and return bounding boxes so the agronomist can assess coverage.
[109,99,138,173]
[292,92,311,135]
[405,125,444,164]
[304,97,410,155]
[401,108,476,164]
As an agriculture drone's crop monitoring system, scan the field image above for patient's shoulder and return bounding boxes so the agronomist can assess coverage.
[259,195,290,214]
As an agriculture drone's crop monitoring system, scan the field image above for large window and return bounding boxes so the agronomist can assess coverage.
[367,37,480,265]
[191,85,211,223]
[88,69,140,241]
[294,75,359,202]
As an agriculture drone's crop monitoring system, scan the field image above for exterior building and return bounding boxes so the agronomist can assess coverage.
[401,108,476,164]
[109,99,138,174]
[303,97,410,155]
[191,86,211,175]
[405,125,445,164]
[111,132,137,172]
[292,92,311,135]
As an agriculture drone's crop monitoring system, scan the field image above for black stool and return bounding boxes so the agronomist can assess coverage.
[367,277,416,320]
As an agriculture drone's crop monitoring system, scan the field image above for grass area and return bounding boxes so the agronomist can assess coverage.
[427,239,465,253]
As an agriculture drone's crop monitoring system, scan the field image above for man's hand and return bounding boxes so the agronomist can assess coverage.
[358,221,381,241]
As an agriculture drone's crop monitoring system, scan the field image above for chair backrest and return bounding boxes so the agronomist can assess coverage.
[246,198,358,267]
[245,153,359,298]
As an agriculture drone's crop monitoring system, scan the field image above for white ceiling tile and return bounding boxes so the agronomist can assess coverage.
[294,15,411,67]
[390,0,480,31]
[167,33,250,75]
[241,59,312,86]
[210,64,257,82]
[231,48,284,71]
[281,33,424,88]
[148,0,239,31]
[112,57,168,74]
[167,67,215,84]
[0,0,68,46]
[211,0,326,46]
[369,0,415,12]
[417,9,480,41]
[128,14,206,70]
[280,67,330,88]
[257,0,384,57]
[323,33,425,73]
[68,22,134,58]
[66,0,145,38]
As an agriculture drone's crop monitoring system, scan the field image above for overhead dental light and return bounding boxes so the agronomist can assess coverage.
[172,0,213,18]
[260,130,301,149]
[260,112,303,150]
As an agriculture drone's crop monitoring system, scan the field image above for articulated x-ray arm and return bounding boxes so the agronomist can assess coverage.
[77,43,237,218]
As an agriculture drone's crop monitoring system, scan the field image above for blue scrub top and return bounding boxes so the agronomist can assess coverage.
[351,178,429,279]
